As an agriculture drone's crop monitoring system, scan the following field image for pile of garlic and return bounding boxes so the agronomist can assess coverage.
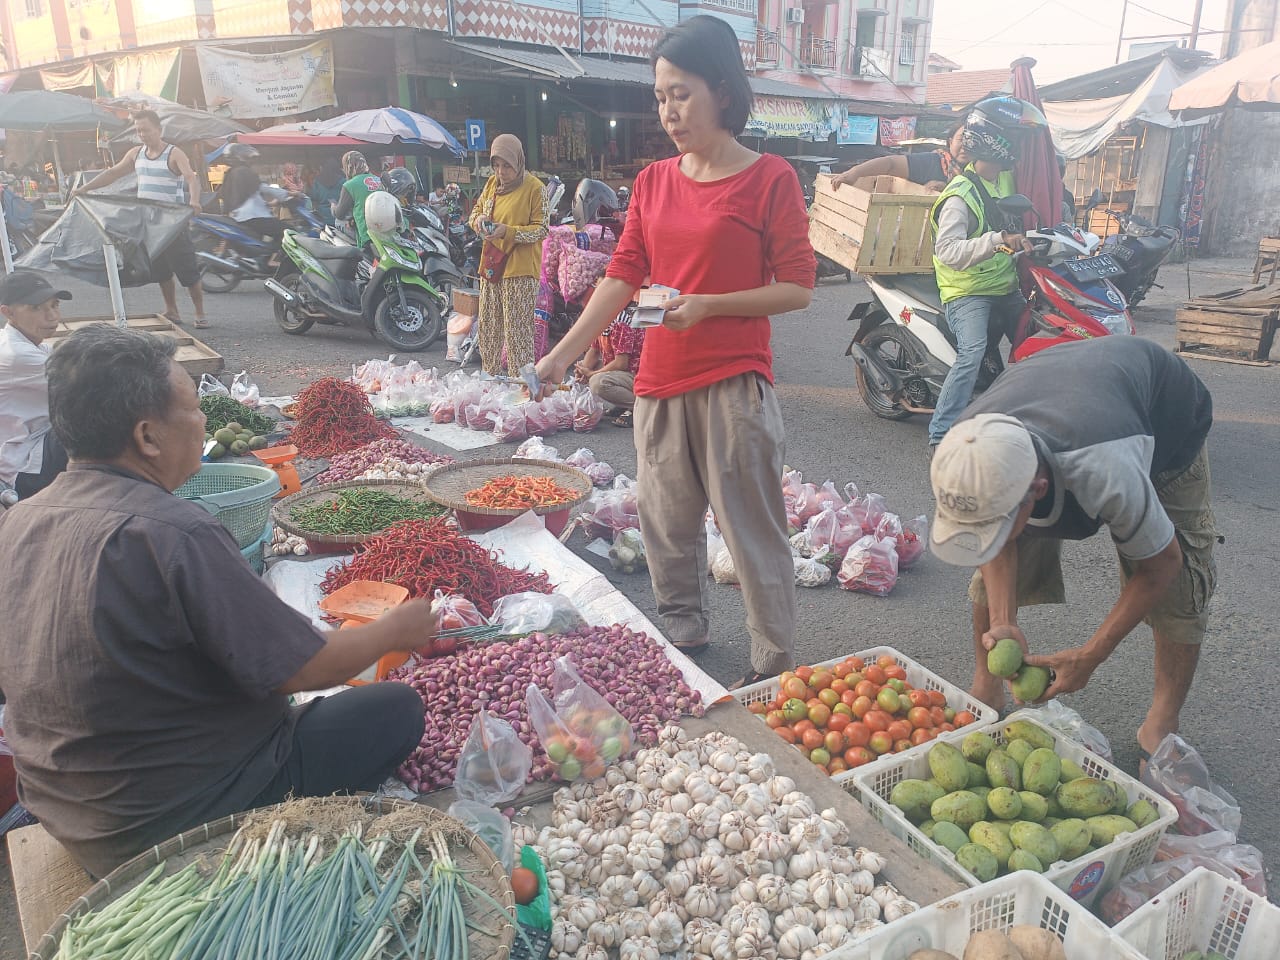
[515,727,918,960]
[266,526,309,557]
[356,459,437,483]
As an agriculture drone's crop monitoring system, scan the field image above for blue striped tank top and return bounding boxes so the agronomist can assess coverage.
[134,144,185,203]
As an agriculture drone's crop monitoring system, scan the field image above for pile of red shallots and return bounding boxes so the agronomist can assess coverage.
[387,624,705,793]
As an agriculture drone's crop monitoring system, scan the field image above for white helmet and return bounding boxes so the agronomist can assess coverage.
[364,189,402,237]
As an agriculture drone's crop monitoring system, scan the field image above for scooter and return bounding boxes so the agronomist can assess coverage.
[1093,204,1179,308]
[847,194,1129,420]
[401,202,464,304]
[265,225,445,352]
[193,193,325,294]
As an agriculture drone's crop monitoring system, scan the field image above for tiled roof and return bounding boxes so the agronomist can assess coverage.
[925,68,1013,107]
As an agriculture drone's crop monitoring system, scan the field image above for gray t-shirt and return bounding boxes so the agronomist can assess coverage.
[962,337,1212,560]
[0,464,325,876]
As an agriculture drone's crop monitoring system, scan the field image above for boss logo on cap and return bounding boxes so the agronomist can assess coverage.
[937,490,980,513]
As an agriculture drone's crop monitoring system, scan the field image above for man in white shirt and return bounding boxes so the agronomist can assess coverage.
[0,271,72,497]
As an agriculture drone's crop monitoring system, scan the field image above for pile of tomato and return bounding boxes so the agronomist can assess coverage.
[745,654,978,775]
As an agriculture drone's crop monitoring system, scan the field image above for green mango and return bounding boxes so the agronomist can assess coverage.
[962,731,998,764]
[930,791,987,830]
[1004,719,1056,751]
[1041,816,1063,830]
[1006,738,1034,768]
[1111,787,1133,815]
[1017,791,1049,822]
[207,442,226,460]
[248,435,269,451]
[1058,778,1121,818]
[1010,665,1051,702]
[1007,848,1044,873]
[956,842,1000,882]
[213,427,237,446]
[986,819,1013,839]
[891,778,946,824]
[928,741,971,793]
[970,821,1015,868]
[986,749,1022,791]
[987,636,1024,678]
[987,786,1023,820]
[931,820,970,854]
[229,440,249,456]
[1128,798,1160,829]
[1010,821,1060,865]
[1059,758,1089,783]
[1087,814,1140,847]
[969,785,992,804]
[1044,793,1065,818]
[1022,748,1063,796]
[1049,819,1093,860]
[919,819,937,837]
[967,761,989,788]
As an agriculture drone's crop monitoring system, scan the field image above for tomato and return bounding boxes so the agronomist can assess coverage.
[848,656,866,671]
[793,719,815,735]
[582,757,607,778]
[827,712,851,732]
[806,697,824,710]
[854,680,879,700]
[847,747,877,768]
[886,719,912,742]
[832,661,853,679]
[930,706,948,726]
[830,679,849,696]
[801,728,825,751]
[955,710,976,727]
[511,866,540,905]
[885,664,908,682]
[747,701,768,715]
[928,689,948,708]
[841,690,857,707]
[778,670,796,687]
[845,671,865,687]
[851,696,874,719]
[844,722,871,748]
[887,678,908,694]
[811,670,834,691]
[868,731,894,755]
[809,747,831,767]
[815,689,838,710]
[775,726,798,744]
[765,710,786,729]
[864,664,887,685]
[782,676,808,700]
[877,654,897,670]
[893,738,913,753]
[573,737,597,762]
[944,707,957,722]
[808,704,832,727]
[876,687,901,713]
[832,703,854,719]
[938,722,956,733]
[863,710,891,733]
[907,706,933,729]
[795,665,815,683]
[827,757,849,774]
[782,698,808,722]
[544,736,571,763]
[824,730,845,754]
[911,727,934,745]
[908,689,931,708]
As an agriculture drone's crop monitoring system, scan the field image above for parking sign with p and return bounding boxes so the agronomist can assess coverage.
[465,119,487,153]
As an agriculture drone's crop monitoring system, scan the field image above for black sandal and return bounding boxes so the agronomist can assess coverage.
[728,670,773,691]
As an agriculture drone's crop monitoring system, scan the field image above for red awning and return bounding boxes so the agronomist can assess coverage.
[235,132,367,147]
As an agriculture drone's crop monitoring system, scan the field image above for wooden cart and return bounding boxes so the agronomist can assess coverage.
[808,173,939,276]
[1175,285,1280,365]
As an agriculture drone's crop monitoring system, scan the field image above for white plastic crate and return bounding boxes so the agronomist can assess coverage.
[733,645,996,780]
[1113,866,1280,960]
[847,710,1177,909]
[824,871,1148,960]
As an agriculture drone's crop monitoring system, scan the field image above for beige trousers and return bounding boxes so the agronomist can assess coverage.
[589,370,636,409]
[634,373,796,675]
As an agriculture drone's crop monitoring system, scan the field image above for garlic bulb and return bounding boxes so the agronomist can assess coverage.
[577,943,609,960]
[693,853,737,889]
[664,793,695,816]
[852,896,881,922]
[745,753,775,783]
[551,918,582,954]
[684,883,720,919]
[511,822,539,848]
[657,724,688,753]
[828,845,855,875]
[613,783,648,814]
[870,881,900,908]
[545,870,567,899]
[776,926,818,959]
[734,930,777,960]
[786,849,825,880]
[722,903,770,940]
[633,870,663,901]
[753,830,792,862]
[710,928,735,960]
[818,808,850,846]
[604,766,630,788]
[562,895,602,931]
[600,874,639,909]
[853,846,887,875]
[683,918,722,955]
[883,897,919,923]
[627,832,666,872]
[671,837,701,861]
[648,911,683,952]
[665,867,694,898]
[684,775,718,806]
[653,811,691,846]
[660,765,691,793]
[600,843,630,877]
[789,816,832,851]
[774,905,816,939]
[754,874,794,913]
[718,811,758,852]
[731,784,770,819]
[619,909,651,939]
[733,878,758,905]
[587,917,623,948]
[849,918,883,937]
[618,935,661,960]
[766,776,797,802]
[818,923,849,949]
[808,869,847,911]
[849,869,877,896]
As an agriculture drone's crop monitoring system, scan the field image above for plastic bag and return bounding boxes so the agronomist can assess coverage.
[1156,830,1266,895]
[1142,733,1242,837]
[781,470,805,531]
[794,556,831,588]
[198,373,229,398]
[430,394,456,424]
[430,591,487,631]
[492,592,586,635]
[850,492,888,534]
[524,399,557,437]
[515,436,560,461]
[711,545,738,584]
[609,528,646,573]
[581,478,640,539]
[453,711,532,807]
[551,656,634,766]
[571,388,605,433]
[837,535,899,596]
[564,447,597,469]
[897,515,928,569]
[547,391,575,432]
[706,511,726,573]
[815,480,844,512]
[557,246,610,303]
[1027,698,1113,761]
[448,797,515,872]
[230,371,260,408]
[492,406,528,443]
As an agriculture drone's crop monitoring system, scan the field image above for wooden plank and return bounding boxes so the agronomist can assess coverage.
[810,219,862,272]
[1180,304,1277,318]
[1176,308,1273,327]
[1176,317,1270,337]
[1259,237,1280,253]
[7,823,91,953]
[811,201,866,236]
[867,205,901,271]
[1176,331,1269,354]
[1177,349,1275,367]
[42,315,224,378]
[1176,327,1267,346]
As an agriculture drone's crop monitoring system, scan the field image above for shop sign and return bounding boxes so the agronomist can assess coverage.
[837,114,879,145]
[196,39,336,119]
[745,96,825,140]
[879,116,918,146]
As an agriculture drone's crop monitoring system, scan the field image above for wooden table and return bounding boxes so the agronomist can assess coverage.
[43,314,225,378]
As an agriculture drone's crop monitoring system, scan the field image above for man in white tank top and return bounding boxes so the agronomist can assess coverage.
[72,111,208,329]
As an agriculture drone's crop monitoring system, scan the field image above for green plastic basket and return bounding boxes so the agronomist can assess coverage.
[176,464,280,548]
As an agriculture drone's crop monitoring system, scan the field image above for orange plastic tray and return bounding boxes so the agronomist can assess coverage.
[319,580,409,623]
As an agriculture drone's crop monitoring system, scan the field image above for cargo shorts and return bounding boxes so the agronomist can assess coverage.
[969,444,1217,645]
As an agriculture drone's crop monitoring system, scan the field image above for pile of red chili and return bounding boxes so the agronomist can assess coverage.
[465,475,579,510]
[287,377,396,458]
[320,517,552,616]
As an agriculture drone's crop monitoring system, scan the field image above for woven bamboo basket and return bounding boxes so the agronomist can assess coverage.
[272,477,448,551]
[32,796,516,960]
[422,457,593,535]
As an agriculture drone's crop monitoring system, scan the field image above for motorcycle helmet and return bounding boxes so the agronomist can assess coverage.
[572,178,619,226]
[341,150,370,178]
[616,185,630,207]
[223,143,260,164]
[364,189,402,237]
[961,96,1049,168]
[444,182,461,200]
[382,166,417,204]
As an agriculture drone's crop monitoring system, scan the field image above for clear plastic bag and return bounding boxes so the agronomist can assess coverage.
[609,528,646,573]
[803,507,839,561]
[429,394,455,424]
[564,447,597,469]
[1156,830,1267,895]
[571,388,604,433]
[492,406,528,443]
[515,436,560,461]
[794,556,831,588]
[898,515,928,569]
[1142,733,1242,837]
[230,371,260,408]
[448,797,515,872]
[492,592,586,635]
[430,590,487,631]
[1028,698,1113,761]
[815,479,844,512]
[581,478,640,539]
[850,492,889,535]
[706,511,726,573]
[198,373,229,398]
[526,683,583,781]
[711,545,738,584]
[551,656,634,767]
[453,711,532,807]
[837,535,899,596]
[547,391,575,432]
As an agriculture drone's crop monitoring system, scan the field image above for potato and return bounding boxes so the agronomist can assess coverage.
[1007,925,1067,960]
[962,929,1024,960]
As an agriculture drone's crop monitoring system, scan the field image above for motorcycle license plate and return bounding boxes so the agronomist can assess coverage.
[1061,254,1124,283]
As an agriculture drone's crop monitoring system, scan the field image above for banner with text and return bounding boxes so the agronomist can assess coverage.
[837,114,879,145]
[878,116,918,147]
[745,96,829,141]
[196,39,336,119]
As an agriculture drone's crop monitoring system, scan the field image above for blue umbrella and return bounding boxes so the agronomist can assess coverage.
[298,107,464,158]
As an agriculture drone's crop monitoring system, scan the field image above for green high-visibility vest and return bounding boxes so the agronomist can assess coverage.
[343,172,384,246]
[931,168,1019,304]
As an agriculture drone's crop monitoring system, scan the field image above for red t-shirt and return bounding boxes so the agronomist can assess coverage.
[606,153,816,399]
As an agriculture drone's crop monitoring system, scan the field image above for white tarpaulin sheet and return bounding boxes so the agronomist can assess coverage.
[1046,58,1209,159]
[391,415,502,452]
[264,510,728,704]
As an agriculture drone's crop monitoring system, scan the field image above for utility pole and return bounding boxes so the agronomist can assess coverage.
[1115,0,1129,63]
[1189,0,1205,46]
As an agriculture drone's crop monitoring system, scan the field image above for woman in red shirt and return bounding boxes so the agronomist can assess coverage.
[537,15,816,688]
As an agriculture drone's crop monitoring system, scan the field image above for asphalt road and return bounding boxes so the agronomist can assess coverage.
[1,257,1274,956]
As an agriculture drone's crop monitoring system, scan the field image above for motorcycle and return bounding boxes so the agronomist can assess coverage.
[265,222,445,352]
[193,193,325,294]
[400,201,464,304]
[848,194,1130,420]
[1089,198,1179,308]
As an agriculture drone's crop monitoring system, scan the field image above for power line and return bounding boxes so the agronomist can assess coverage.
[1127,1,1193,27]
[950,0,1054,57]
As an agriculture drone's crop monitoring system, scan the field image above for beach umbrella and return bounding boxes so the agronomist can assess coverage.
[299,107,464,158]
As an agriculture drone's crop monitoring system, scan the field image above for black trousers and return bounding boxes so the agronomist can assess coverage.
[251,682,424,805]
[14,430,68,499]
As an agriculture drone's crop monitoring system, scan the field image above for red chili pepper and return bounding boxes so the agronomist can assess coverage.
[287,377,396,459]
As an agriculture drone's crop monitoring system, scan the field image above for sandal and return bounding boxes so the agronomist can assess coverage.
[194,318,211,330]
[728,670,773,691]
[672,638,711,656]
[613,410,633,427]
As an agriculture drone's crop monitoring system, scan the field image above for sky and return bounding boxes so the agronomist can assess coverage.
[931,0,1231,83]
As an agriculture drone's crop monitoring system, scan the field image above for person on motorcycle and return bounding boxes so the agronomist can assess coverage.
[927,97,1046,452]
[218,144,286,263]
[333,151,384,252]
[831,123,967,192]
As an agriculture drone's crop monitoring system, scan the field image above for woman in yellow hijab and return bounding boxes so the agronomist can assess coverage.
[468,134,549,375]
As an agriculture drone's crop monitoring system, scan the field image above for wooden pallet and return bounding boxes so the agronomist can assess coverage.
[809,174,938,276]
[41,314,225,377]
[1175,285,1279,363]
